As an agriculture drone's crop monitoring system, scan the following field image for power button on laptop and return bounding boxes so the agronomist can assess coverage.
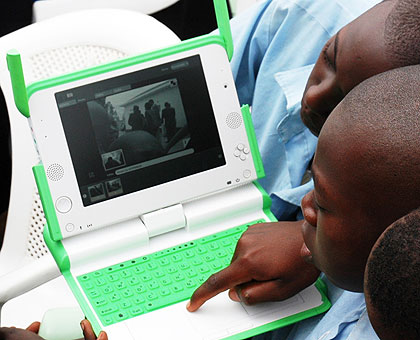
[56,196,72,214]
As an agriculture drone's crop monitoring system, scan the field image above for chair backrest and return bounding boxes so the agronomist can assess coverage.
[0,8,180,303]
[229,0,260,16]
[32,0,181,22]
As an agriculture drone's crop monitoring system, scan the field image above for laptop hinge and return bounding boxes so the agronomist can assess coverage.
[141,203,186,238]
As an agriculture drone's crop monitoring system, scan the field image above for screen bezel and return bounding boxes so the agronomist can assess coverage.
[29,43,257,238]
[55,55,226,207]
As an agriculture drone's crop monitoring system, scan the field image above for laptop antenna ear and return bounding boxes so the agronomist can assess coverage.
[7,49,30,118]
[213,0,234,61]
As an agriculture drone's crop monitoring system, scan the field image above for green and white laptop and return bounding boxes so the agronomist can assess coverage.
[8,1,330,339]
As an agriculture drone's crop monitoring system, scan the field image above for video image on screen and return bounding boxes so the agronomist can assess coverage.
[88,78,192,176]
[57,55,226,206]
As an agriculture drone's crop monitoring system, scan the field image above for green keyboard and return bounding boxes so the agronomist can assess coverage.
[77,219,264,326]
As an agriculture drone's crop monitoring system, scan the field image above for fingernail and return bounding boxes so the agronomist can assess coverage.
[98,331,105,340]
[80,320,85,331]
[186,301,191,309]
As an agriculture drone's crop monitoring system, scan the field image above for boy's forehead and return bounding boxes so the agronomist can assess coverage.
[316,105,373,196]
[317,104,351,152]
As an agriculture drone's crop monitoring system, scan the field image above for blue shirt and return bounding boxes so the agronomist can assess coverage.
[229,0,380,220]
[229,0,381,339]
[252,277,380,340]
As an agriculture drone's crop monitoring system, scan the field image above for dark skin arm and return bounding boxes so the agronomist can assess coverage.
[0,320,108,340]
[187,221,320,311]
[0,322,42,340]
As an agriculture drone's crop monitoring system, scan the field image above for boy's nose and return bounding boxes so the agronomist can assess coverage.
[301,190,317,227]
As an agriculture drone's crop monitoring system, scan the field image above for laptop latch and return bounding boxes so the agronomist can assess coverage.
[140,203,185,238]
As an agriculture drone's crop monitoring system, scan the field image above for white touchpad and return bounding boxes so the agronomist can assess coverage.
[185,291,253,339]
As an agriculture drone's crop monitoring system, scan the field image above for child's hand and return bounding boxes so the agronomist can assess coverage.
[0,322,43,340]
[80,319,108,340]
[187,221,321,311]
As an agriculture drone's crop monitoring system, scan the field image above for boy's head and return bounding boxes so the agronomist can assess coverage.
[364,207,420,340]
[301,0,420,136]
[300,65,420,292]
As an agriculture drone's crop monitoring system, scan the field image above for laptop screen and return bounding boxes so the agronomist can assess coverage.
[55,55,226,206]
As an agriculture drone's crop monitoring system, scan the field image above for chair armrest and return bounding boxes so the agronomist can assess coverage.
[0,256,60,304]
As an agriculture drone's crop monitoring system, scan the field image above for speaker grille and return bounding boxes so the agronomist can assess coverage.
[226,112,243,129]
[46,163,64,181]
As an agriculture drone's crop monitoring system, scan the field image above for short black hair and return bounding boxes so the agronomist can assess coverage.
[384,0,420,66]
[366,207,420,338]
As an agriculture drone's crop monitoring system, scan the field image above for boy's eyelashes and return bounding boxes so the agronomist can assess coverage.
[314,198,327,213]
[306,171,327,212]
[322,40,335,71]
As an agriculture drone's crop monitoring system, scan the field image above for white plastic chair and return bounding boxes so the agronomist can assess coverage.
[0,8,180,327]
[32,0,181,22]
[229,0,261,16]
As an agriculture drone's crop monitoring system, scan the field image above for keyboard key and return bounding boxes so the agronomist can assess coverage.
[166,267,177,274]
[102,285,114,294]
[84,282,94,290]
[184,250,195,258]
[110,293,121,302]
[95,278,106,286]
[221,239,232,247]
[185,279,196,288]
[153,270,166,278]
[146,292,158,301]
[171,285,184,293]
[216,250,228,258]
[132,296,145,305]
[160,288,171,296]
[121,270,132,278]
[128,277,139,286]
[108,274,120,282]
[130,307,144,316]
[80,275,90,281]
[115,312,129,322]
[198,275,208,284]
[186,269,198,278]
[148,280,160,290]
[208,242,220,251]
[146,262,157,270]
[173,273,185,281]
[89,290,100,298]
[120,301,132,309]
[122,288,134,298]
[171,254,182,262]
[140,274,152,282]
[103,316,114,325]
[204,254,215,262]
[199,265,210,274]
[161,277,172,286]
[159,258,170,266]
[94,298,107,307]
[191,258,203,266]
[135,285,147,294]
[99,306,117,316]
[115,281,126,290]
[133,266,145,274]
[196,246,208,255]
[211,262,223,271]
[179,262,190,270]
